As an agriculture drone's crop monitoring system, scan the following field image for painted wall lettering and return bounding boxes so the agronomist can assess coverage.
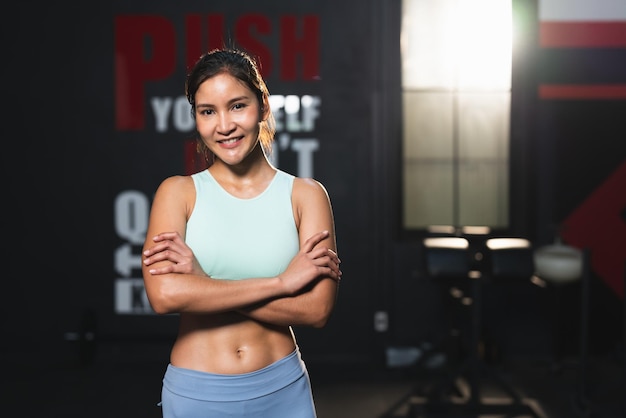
[115,14,320,131]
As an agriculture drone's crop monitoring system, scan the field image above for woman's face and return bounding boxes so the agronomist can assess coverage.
[194,72,264,166]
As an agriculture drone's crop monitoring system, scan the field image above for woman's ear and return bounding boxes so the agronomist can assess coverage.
[260,98,270,121]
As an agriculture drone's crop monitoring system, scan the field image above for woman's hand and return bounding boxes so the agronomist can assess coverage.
[278,230,342,295]
[143,231,208,276]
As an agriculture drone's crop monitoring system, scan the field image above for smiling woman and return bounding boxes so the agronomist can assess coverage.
[141,48,341,417]
[185,49,277,168]
[194,72,268,168]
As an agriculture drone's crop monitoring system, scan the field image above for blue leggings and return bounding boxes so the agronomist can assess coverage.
[160,348,317,417]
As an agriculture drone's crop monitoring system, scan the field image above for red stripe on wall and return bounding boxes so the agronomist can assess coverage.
[540,22,626,47]
[539,84,626,99]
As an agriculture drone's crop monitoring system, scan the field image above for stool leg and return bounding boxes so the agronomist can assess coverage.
[467,277,481,406]
[623,259,626,417]
[574,248,591,413]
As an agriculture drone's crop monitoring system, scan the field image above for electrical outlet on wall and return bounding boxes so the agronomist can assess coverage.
[373,310,388,332]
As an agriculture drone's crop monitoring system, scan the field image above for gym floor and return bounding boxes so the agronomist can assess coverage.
[4,340,624,418]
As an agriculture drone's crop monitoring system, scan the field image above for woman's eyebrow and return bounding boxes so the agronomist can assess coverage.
[196,95,252,108]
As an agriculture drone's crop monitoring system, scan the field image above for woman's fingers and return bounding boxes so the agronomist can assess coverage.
[143,249,182,266]
[146,265,176,275]
[144,231,207,276]
[307,247,340,265]
[307,248,342,281]
[152,231,183,243]
[144,232,189,260]
[300,230,330,253]
[302,231,341,269]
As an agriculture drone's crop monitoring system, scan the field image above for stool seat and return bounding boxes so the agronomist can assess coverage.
[423,237,470,279]
[534,242,583,284]
[486,237,534,281]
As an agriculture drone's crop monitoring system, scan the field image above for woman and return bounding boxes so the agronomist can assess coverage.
[141,48,341,417]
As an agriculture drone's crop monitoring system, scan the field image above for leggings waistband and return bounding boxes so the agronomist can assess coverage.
[163,348,306,402]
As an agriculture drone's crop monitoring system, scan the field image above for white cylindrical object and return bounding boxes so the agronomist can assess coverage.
[534,243,583,283]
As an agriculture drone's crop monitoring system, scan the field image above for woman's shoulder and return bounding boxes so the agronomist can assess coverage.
[293,176,327,191]
[155,174,196,198]
[292,176,330,202]
[291,176,334,231]
[148,175,197,220]
[159,173,194,187]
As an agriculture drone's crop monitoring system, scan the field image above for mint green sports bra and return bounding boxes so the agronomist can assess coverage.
[185,169,300,280]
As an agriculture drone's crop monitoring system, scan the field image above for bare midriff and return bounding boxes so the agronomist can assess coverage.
[169,312,296,374]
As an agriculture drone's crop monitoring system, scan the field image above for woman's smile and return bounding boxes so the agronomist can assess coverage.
[218,137,244,148]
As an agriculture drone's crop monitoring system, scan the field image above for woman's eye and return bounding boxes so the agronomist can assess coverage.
[233,103,245,110]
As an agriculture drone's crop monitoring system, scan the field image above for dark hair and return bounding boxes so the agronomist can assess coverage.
[186,48,276,162]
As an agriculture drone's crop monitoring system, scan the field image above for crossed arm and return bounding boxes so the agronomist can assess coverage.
[144,230,340,327]
[142,176,341,328]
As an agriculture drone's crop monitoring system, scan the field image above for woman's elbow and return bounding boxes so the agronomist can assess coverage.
[149,299,174,315]
[309,303,334,328]
[310,317,328,329]
[145,283,179,315]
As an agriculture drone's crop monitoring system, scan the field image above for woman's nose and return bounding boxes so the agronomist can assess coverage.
[217,113,235,134]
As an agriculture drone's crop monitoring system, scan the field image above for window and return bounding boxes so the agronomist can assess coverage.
[401,0,512,229]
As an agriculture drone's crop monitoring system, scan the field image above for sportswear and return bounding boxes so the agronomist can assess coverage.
[161,348,316,417]
[185,169,300,280]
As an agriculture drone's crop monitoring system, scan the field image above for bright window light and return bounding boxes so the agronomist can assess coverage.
[402,0,512,90]
[401,0,513,230]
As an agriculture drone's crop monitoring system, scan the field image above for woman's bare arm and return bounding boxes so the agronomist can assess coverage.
[236,178,341,328]
[141,176,340,315]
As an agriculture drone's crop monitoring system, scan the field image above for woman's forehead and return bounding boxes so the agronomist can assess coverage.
[196,73,255,102]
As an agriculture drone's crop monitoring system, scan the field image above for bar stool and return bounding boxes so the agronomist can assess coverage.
[415,226,490,371]
[424,235,472,359]
[416,236,472,399]
[411,235,542,417]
